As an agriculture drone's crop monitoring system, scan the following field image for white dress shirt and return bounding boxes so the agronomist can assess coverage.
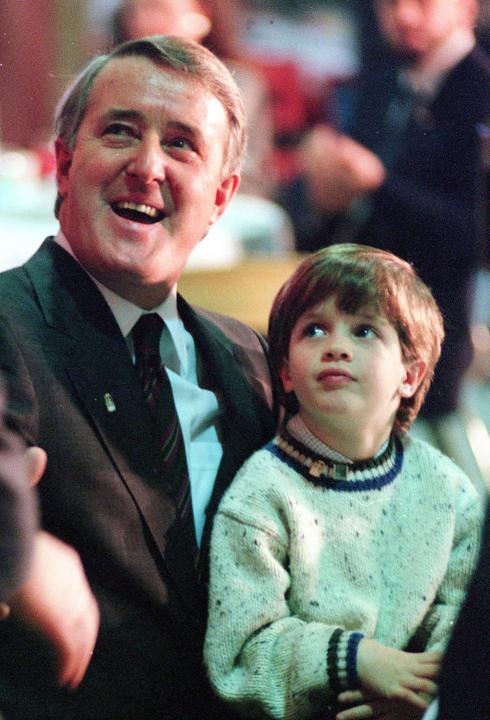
[54,232,223,544]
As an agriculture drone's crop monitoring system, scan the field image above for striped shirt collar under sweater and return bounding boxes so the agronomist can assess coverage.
[267,416,403,492]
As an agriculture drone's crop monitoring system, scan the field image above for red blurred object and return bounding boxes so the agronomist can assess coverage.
[35,145,56,179]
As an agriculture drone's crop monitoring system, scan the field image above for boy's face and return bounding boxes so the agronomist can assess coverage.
[279,296,425,455]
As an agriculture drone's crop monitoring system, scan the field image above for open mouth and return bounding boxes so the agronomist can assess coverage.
[111,201,164,225]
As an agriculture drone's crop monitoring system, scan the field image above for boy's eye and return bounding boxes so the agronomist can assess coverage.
[354,324,379,339]
[303,323,326,338]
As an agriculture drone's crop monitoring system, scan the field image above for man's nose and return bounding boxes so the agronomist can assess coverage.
[126,136,166,184]
[392,0,420,28]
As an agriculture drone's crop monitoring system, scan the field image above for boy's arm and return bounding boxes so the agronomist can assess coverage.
[409,481,483,654]
[204,507,363,720]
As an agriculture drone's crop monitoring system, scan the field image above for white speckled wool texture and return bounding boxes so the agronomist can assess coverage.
[204,434,483,720]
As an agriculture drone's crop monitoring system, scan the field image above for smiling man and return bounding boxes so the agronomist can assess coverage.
[0,36,276,720]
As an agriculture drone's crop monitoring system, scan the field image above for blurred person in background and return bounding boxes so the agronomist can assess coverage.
[110,0,211,46]
[288,0,490,488]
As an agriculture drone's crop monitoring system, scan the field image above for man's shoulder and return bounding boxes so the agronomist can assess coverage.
[179,298,275,415]
[179,298,269,362]
[0,260,35,308]
[0,240,72,321]
[441,45,490,117]
[0,238,55,288]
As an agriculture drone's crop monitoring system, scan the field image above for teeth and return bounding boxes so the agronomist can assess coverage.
[115,201,160,218]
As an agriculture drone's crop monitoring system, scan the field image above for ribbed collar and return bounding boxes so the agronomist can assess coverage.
[268,430,403,492]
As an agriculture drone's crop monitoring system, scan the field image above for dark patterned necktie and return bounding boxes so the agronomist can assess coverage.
[132,313,193,529]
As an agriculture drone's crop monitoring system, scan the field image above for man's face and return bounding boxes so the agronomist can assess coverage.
[56,55,238,307]
[375,0,470,61]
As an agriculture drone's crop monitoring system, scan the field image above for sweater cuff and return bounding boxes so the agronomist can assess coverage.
[327,629,364,695]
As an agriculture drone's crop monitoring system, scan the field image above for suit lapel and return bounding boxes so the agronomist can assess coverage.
[26,240,177,550]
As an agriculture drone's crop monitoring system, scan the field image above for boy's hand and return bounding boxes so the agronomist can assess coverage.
[335,638,440,719]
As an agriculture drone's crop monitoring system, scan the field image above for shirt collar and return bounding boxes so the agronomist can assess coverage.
[286,414,389,463]
[54,231,188,374]
[403,27,475,99]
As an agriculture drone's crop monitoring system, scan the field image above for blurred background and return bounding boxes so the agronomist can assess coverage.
[0,0,363,264]
[0,0,489,491]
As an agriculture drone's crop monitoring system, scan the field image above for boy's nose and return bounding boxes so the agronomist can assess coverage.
[126,136,166,185]
[323,338,352,361]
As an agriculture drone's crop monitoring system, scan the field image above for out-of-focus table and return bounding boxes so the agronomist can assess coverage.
[0,172,57,270]
[179,254,304,333]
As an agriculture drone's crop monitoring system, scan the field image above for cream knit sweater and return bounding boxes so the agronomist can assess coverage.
[204,433,482,720]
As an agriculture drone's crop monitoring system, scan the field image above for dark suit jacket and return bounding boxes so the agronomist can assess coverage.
[0,238,277,719]
[436,499,490,720]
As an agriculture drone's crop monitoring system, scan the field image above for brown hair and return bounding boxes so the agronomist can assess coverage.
[54,35,246,217]
[268,243,444,434]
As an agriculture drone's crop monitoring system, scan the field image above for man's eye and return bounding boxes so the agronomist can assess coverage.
[103,123,135,137]
[355,325,378,339]
[304,323,326,338]
[165,137,196,152]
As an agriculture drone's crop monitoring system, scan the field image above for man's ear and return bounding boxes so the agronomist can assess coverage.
[399,360,427,398]
[55,138,73,198]
[279,360,294,394]
[208,173,240,226]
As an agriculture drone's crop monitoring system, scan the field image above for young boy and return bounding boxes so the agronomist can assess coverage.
[204,244,483,720]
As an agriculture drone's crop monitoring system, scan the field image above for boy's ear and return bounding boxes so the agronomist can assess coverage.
[399,360,427,398]
[279,360,294,394]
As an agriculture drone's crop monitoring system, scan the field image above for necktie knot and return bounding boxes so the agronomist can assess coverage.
[133,313,163,368]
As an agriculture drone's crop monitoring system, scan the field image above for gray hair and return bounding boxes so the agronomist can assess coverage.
[54,35,246,217]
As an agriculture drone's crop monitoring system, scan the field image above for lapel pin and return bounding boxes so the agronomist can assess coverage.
[104,393,117,413]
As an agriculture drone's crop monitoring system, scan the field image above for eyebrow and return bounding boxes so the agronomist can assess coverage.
[101,109,203,139]
[354,312,392,329]
[101,108,145,124]
[302,307,386,323]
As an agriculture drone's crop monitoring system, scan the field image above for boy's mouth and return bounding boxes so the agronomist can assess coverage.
[317,369,354,382]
